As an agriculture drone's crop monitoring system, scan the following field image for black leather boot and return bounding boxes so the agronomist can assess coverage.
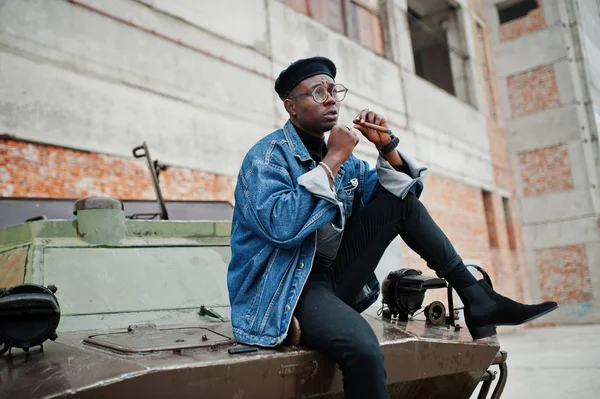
[458,280,558,340]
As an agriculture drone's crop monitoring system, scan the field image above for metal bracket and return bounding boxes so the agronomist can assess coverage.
[132,142,169,220]
[477,350,508,399]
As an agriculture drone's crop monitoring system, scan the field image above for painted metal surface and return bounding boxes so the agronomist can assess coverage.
[0,315,499,399]
[84,325,233,353]
[44,246,230,316]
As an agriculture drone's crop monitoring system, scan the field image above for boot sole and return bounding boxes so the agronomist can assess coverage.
[494,304,559,326]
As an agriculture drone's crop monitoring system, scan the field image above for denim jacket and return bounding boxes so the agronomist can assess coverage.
[227,121,427,347]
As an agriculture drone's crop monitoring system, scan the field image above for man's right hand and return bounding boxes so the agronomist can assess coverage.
[327,125,359,163]
[320,125,359,186]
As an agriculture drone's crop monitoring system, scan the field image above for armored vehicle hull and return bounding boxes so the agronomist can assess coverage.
[0,198,505,398]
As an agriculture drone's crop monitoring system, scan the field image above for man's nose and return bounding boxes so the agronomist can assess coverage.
[323,91,336,105]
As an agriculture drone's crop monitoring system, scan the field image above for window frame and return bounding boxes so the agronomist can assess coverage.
[282,0,390,58]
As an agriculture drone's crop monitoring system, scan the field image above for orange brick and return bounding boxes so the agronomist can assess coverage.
[507,64,560,117]
[0,138,234,202]
[518,144,573,196]
[536,245,594,303]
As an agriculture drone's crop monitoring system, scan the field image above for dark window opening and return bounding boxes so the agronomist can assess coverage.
[482,190,499,248]
[502,197,517,251]
[407,7,456,96]
[497,0,538,24]
[406,0,472,104]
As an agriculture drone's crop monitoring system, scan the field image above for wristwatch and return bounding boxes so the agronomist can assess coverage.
[377,134,399,154]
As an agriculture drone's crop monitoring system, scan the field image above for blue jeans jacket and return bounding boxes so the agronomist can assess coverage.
[227,121,427,347]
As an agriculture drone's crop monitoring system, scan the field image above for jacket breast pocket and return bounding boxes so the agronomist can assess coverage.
[342,178,359,214]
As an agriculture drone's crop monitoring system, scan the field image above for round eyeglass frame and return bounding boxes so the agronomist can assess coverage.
[287,83,348,104]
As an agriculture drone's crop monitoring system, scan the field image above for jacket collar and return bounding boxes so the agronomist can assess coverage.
[283,120,315,163]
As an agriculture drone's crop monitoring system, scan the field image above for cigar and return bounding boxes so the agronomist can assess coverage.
[353,119,392,133]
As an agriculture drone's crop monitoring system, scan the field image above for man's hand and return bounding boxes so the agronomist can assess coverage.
[320,125,359,186]
[327,125,359,163]
[353,108,403,166]
[353,109,391,148]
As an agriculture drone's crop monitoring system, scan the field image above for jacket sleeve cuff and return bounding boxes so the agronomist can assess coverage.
[376,150,427,199]
[297,166,337,202]
[392,163,412,177]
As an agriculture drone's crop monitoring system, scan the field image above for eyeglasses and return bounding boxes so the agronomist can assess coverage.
[287,83,348,104]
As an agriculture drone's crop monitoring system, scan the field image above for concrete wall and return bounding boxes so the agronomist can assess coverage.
[487,0,600,323]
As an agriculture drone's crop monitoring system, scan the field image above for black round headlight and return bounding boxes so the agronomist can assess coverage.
[381,269,426,319]
[0,284,61,355]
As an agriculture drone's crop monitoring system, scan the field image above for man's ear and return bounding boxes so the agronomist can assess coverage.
[284,99,296,117]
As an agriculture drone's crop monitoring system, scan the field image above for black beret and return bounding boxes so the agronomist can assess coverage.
[274,56,337,100]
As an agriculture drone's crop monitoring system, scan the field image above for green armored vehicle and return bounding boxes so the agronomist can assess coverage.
[0,145,507,399]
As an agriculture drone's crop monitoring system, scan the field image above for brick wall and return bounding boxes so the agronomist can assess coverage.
[536,244,594,304]
[518,143,574,196]
[507,64,560,118]
[499,0,546,42]
[0,138,235,203]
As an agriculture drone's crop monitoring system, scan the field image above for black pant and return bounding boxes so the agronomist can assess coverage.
[294,191,462,399]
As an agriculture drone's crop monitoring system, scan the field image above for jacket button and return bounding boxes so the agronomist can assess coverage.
[298,262,304,269]
[285,305,290,311]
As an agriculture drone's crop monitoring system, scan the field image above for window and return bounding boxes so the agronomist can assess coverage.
[502,197,517,251]
[497,0,538,24]
[475,23,497,120]
[407,0,472,104]
[283,0,385,55]
[482,190,498,248]
[349,0,384,55]
[309,0,346,34]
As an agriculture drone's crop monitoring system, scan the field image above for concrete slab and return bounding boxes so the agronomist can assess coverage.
[471,325,600,399]
[494,26,566,78]
[520,189,595,225]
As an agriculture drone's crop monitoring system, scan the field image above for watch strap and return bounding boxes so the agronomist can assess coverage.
[378,135,399,154]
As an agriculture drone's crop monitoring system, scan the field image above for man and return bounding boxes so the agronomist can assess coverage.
[227,56,557,398]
